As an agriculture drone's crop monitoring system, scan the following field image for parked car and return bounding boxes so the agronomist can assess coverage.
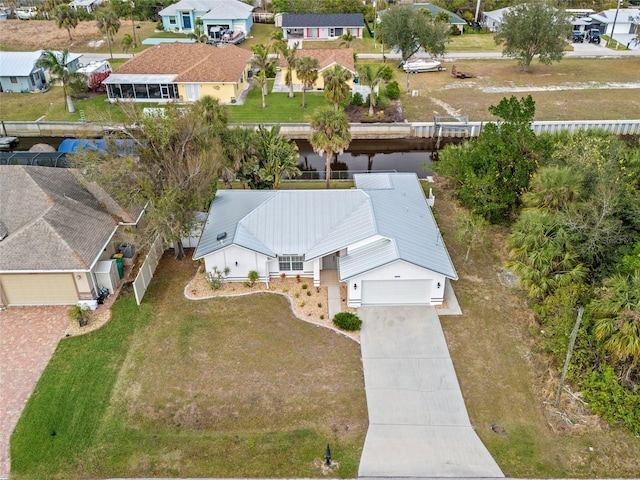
[572,30,584,43]
[14,6,37,19]
[586,29,601,44]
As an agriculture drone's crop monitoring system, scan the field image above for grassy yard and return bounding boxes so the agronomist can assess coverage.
[10,256,367,479]
[427,180,640,477]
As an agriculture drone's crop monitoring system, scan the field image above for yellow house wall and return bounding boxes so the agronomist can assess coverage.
[177,65,250,103]
[289,68,354,91]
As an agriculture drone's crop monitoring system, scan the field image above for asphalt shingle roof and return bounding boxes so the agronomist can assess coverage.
[282,13,365,28]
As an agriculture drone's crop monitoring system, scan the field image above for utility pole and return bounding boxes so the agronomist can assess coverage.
[607,0,622,48]
[373,1,377,49]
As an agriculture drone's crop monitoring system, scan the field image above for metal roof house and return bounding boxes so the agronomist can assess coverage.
[279,13,365,40]
[159,0,254,36]
[0,50,81,93]
[194,173,457,307]
[0,166,143,307]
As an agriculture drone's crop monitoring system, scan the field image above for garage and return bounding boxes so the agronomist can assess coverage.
[361,279,432,305]
[0,273,78,306]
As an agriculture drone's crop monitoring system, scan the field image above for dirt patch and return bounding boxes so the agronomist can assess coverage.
[345,100,404,123]
[0,19,104,50]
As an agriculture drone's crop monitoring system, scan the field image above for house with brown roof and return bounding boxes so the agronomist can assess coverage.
[276,48,356,92]
[0,166,143,307]
[103,42,252,104]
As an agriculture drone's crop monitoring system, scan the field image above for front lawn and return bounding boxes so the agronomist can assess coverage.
[10,256,367,479]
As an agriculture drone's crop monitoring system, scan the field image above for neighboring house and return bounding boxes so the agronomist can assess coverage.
[378,3,466,34]
[279,13,365,40]
[590,8,640,48]
[193,173,457,307]
[159,0,254,38]
[69,0,104,13]
[102,42,252,103]
[0,50,81,93]
[276,48,356,91]
[0,165,143,307]
[481,6,511,32]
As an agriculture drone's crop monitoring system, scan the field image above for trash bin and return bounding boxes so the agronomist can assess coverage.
[119,243,135,258]
[112,253,124,279]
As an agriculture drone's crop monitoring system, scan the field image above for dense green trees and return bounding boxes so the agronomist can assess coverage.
[494,0,571,72]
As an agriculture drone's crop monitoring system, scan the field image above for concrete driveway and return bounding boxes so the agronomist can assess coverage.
[0,307,68,479]
[358,305,503,478]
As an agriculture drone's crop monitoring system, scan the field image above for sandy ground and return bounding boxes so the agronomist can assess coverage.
[0,19,105,50]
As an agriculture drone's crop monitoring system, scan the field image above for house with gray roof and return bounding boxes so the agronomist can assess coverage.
[194,173,457,307]
[0,50,81,93]
[159,0,254,37]
[278,13,365,40]
[0,166,143,307]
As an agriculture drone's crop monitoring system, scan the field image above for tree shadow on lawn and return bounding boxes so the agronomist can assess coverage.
[86,252,368,478]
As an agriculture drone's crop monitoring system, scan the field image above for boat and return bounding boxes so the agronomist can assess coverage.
[14,6,37,19]
[0,136,19,149]
[400,59,445,73]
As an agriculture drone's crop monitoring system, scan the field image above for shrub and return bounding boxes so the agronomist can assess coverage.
[206,266,230,290]
[299,301,306,307]
[351,92,364,106]
[294,291,300,298]
[320,314,325,320]
[282,286,289,293]
[306,290,312,296]
[385,81,400,100]
[280,272,286,279]
[296,274,301,283]
[301,284,308,289]
[317,302,322,308]
[67,304,92,327]
[332,312,362,331]
[156,21,164,30]
[248,270,259,287]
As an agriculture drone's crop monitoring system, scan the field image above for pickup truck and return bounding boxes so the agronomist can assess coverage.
[586,29,601,44]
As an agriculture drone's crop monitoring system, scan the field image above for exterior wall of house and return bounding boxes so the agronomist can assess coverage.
[162,11,252,34]
[203,245,270,281]
[265,257,317,279]
[0,76,33,93]
[346,260,447,307]
[177,69,248,103]
[302,27,361,39]
[289,66,354,90]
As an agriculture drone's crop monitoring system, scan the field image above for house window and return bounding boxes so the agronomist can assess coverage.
[279,255,304,271]
[10,77,17,83]
[169,16,176,25]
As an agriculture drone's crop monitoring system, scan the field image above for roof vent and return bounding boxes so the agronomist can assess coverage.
[216,232,227,241]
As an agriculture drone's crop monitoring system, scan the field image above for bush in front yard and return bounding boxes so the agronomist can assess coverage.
[332,312,362,331]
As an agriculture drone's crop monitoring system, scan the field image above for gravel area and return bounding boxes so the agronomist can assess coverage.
[185,269,360,342]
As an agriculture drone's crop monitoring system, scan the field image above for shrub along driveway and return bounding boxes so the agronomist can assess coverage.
[0,306,68,479]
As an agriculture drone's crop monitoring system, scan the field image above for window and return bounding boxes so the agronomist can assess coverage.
[169,16,176,25]
[279,255,304,271]
[10,77,17,83]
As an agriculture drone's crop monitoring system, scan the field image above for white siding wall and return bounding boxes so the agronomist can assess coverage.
[203,245,270,281]
[348,260,447,307]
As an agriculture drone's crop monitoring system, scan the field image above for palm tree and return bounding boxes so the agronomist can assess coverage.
[194,95,227,132]
[270,29,285,49]
[96,9,121,59]
[322,65,352,110]
[53,5,78,42]
[255,124,300,189]
[223,127,258,188]
[37,49,85,113]
[279,41,299,99]
[296,56,319,109]
[340,30,355,48]
[250,44,275,109]
[356,63,392,115]
[189,18,209,43]
[592,272,640,383]
[121,33,134,54]
[309,106,352,189]
[522,166,584,211]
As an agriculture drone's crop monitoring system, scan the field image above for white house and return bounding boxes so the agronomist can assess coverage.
[279,13,365,40]
[159,0,254,37]
[69,0,104,13]
[590,8,640,49]
[193,173,457,307]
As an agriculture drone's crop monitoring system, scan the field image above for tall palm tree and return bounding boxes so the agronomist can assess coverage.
[356,63,392,115]
[270,29,285,49]
[121,33,134,54]
[322,65,352,110]
[309,106,352,189]
[53,5,78,42]
[37,49,84,113]
[340,30,355,48]
[592,272,640,383]
[296,56,319,109]
[96,9,121,59]
[279,41,299,99]
[250,44,275,109]
[255,124,300,189]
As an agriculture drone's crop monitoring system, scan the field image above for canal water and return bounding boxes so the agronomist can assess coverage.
[7,137,441,178]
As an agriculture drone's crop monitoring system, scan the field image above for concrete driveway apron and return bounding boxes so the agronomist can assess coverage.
[358,305,503,478]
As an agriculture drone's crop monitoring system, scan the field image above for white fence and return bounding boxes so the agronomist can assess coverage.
[133,236,165,305]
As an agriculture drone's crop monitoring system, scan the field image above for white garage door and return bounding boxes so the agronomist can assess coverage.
[0,273,78,306]
[361,279,432,305]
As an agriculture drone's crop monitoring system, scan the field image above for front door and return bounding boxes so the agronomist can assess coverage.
[322,253,338,270]
[182,13,191,29]
[160,85,170,99]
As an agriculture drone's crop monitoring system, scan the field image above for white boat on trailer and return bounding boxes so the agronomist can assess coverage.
[400,58,445,73]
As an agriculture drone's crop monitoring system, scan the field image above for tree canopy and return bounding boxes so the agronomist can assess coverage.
[494,0,572,72]
[37,49,85,113]
[309,106,351,189]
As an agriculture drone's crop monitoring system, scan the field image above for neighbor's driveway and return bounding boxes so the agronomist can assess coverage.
[0,307,68,479]
[358,305,504,478]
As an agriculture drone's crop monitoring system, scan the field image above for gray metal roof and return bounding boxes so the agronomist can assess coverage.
[0,166,121,271]
[159,0,253,19]
[282,13,365,28]
[102,73,177,84]
[194,173,457,280]
[0,50,82,77]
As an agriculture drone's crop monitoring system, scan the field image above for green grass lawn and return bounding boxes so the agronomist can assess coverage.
[10,256,367,479]
[226,82,334,123]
